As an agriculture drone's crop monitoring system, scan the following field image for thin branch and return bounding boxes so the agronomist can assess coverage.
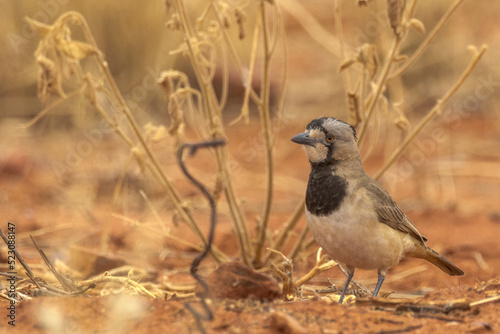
[230,9,262,125]
[333,0,352,91]
[254,0,275,266]
[266,199,304,264]
[374,45,487,180]
[289,224,309,261]
[358,1,421,143]
[0,227,36,279]
[389,0,464,79]
[175,0,254,267]
[18,90,80,129]
[279,0,344,57]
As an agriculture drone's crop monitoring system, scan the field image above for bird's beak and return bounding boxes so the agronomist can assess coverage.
[291,132,317,147]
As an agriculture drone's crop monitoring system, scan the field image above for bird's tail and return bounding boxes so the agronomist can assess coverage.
[422,247,464,276]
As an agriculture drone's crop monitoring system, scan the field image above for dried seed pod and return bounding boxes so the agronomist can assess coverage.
[234,8,246,40]
[359,43,379,80]
[387,0,405,37]
[211,174,224,202]
[347,92,361,127]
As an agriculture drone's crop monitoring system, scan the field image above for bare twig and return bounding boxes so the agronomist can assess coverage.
[389,0,464,79]
[266,200,305,264]
[279,0,343,57]
[0,227,36,279]
[470,295,500,307]
[374,45,488,180]
[294,248,338,287]
[30,235,79,293]
[254,0,276,266]
[358,2,421,143]
[174,0,254,267]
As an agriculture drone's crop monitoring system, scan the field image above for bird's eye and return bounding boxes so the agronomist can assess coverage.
[326,136,334,142]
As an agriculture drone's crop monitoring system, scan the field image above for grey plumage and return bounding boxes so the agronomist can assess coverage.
[292,117,463,303]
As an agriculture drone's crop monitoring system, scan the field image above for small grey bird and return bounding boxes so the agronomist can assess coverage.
[291,117,464,303]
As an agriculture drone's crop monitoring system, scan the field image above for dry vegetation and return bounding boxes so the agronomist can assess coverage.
[1,0,500,333]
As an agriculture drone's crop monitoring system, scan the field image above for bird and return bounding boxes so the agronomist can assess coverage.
[291,117,464,303]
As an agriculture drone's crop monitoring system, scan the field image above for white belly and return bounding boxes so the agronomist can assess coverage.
[305,198,409,271]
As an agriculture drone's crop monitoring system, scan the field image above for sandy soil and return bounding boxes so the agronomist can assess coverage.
[1,116,499,333]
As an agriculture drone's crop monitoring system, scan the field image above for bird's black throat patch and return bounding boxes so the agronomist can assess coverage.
[306,166,348,216]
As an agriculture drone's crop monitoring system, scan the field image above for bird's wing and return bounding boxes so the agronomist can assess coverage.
[363,182,427,244]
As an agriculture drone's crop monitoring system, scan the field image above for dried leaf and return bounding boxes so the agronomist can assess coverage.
[25,16,53,35]
[36,55,65,103]
[60,40,97,60]
[409,18,426,36]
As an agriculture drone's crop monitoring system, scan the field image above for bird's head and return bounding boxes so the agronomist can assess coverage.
[291,117,359,165]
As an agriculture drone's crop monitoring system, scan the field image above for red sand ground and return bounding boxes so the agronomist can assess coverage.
[1,116,499,333]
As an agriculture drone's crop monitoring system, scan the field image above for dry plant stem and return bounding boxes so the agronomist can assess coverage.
[0,227,36,279]
[279,0,342,57]
[77,275,156,298]
[294,249,338,287]
[294,262,338,288]
[210,2,260,106]
[174,0,253,266]
[44,12,223,261]
[30,235,79,293]
[334,0,352,90]
[389,0,464,79]
[265,199,305,263]
[0,293,18,303]
[357,36,404,144]
[358,0,421,143]
[19,90,80,128]
[112,213,208,254]
[254,0,275,266]
[338,264,371,296]
[470,295,500,307]
[374,45,487,180]
[289,224,309,261]
[231,10,262,125]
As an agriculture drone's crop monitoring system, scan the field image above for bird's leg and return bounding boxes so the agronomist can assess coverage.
[373,269,386,298]
[338,266,355,303]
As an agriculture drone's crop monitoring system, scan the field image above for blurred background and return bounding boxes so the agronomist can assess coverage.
[0,0,499,284]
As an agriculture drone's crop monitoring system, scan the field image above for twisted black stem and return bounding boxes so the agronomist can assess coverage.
[177,139,226,331]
